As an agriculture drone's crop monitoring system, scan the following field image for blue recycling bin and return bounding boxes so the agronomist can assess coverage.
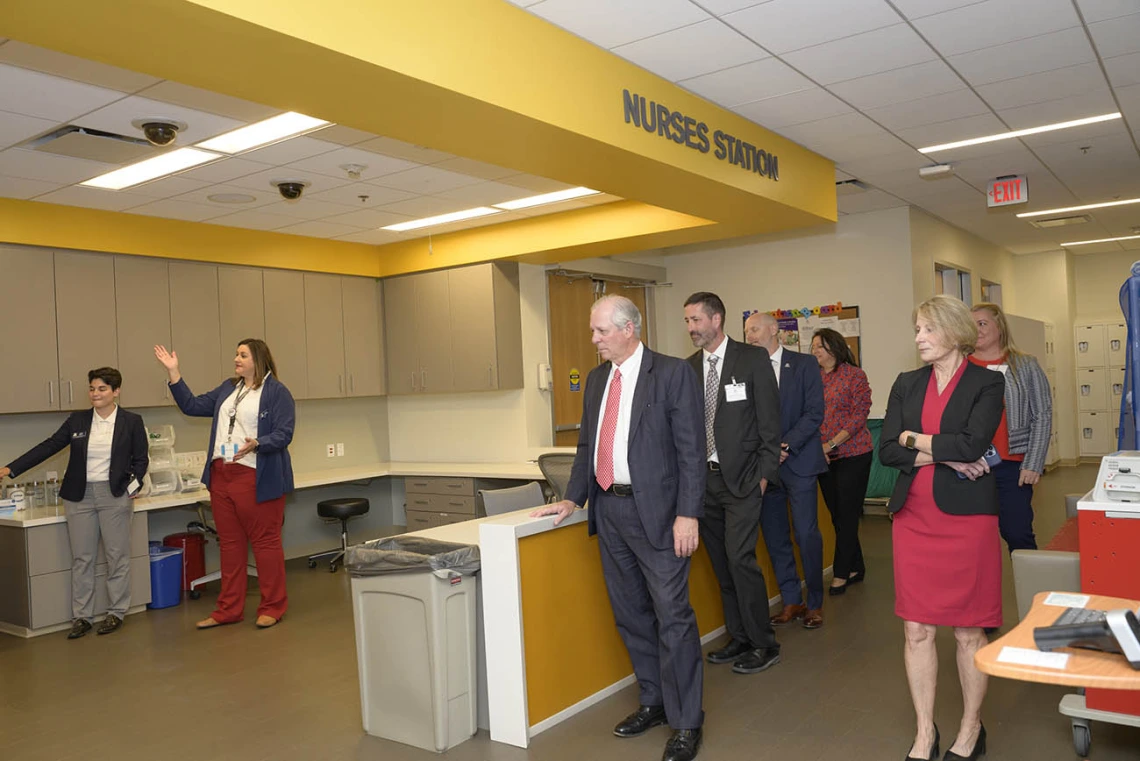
[148,543,184,609]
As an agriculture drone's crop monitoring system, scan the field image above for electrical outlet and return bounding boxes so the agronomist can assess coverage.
[326,444,336,458]
[336,443,345,457]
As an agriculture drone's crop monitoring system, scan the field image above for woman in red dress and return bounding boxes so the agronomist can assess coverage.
[880,295,1005,761]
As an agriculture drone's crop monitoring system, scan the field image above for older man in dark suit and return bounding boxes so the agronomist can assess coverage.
[745,311,828,629]
[531,295,706,761]
[684,292,783,676]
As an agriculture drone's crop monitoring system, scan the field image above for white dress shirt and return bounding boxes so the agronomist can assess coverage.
[212,378,265,470]
[87,405,118,482]
[769,344,784,389]
[594,342,644,487]
[703,337,729,463]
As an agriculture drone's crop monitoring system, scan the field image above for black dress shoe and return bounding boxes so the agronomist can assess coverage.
[828,582,848,596]
[706,639,752,664]
[905,724,939,761]
[613,705,667,737]
[67,619,92,639]
[847,570,866,585]
[663,728,702,761]
[943,724,985,761]
[732,647,780,674]
[96,615,123,635]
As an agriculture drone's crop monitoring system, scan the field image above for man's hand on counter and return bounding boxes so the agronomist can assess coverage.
[530,499,577,525]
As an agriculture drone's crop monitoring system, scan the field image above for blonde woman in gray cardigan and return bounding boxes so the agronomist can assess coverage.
[968,303,1053,551]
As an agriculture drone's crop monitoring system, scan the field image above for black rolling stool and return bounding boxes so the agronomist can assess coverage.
[307,497,370,572]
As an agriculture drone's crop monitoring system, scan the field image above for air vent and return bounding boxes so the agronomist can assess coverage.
[22,126,160,165]
[835,179,870,196]
[1029,214,1092,229]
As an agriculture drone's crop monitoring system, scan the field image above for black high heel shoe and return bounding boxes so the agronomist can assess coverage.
[847,570,866,585]
[943,724,985,761]
[905,724,939,761]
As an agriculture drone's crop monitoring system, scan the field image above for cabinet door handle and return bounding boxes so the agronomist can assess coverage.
[48,381,54,405]
[411,372,417,392]
[421,369,426,391]
[349,374,354,393]
[162,381,168,400]
[338,374,343,393]
[488,363,493,388]
[67,380,73,404]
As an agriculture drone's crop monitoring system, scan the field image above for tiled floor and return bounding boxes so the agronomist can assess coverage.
[2,463,1137,761]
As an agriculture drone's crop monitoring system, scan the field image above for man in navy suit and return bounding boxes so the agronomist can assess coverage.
[532,295,707,761]
[746,312,828,629]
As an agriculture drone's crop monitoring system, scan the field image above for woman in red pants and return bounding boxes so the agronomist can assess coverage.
[155,340,295,629]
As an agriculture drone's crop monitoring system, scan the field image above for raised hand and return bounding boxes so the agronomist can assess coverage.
[153,345,182,384]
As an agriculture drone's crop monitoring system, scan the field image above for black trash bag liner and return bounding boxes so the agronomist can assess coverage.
[345,535,480,577]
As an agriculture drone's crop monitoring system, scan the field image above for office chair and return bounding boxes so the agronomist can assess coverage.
[537,453,575,502]
[479,482,546,517]
[308,497,370,573]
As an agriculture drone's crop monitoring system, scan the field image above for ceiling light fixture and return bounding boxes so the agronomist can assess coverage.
[382,207,502,232]
[80,147,220,190]
[1017,196,1140,218]
[195,112,330,154]
[494,187,600,210]
[917,113,1121,154]
[1061,234,1140,247]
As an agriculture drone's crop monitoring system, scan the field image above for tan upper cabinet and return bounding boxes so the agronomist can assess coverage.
[383,275,418,395]
[114,256,173,409]
[342,277,385,397]
[263,269,309,399]
[415,270,453,394]
[303,273,347,399]
[218,266,265,380]
[55,251,118,411]
[0,245,59,413]
[169,261,222,395]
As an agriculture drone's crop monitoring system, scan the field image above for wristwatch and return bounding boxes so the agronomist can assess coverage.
[905,433,917,450]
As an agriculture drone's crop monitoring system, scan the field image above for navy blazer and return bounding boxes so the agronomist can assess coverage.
[6,408,149,502]
[169,375,295,503]
[776,348,828,479]
[565,346,706,551]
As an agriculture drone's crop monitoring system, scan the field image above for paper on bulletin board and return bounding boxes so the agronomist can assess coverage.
[838,318,860,337]
[819,315,839,330]
[777,317,799,348]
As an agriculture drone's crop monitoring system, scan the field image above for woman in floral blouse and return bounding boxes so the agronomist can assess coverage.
[810,328,874,595]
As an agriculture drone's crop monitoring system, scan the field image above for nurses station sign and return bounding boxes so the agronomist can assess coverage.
[987,175,1028,207]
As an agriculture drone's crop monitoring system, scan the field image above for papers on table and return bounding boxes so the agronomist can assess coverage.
[997,646,1070,670]
[1044,592,1091,608]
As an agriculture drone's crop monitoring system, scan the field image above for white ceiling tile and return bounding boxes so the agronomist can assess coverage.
[723,0,901,55]
[124,174,211,199]
[0,110,55,150]
[945,147,1044,185]
[431,157,519,181]
[306,182,416,207]
[379,195,469,218]
[354,136,454,164]
[1104,52,1140,88]
[374,165,486,194]
[1068,241,1126,253]
[896,113,1009,146]
[1088,12,1140,57]
[275,220,367,239]
[1016,111,1130,149]
[34,185,153,211]
[839,149,931,178]
[172,183,280,209]
[948,27,1096,86]
[208,209,298,231]
[325,208,414,229]
[913,0,1080,57]
[0,174,62,199]
[528,0,709,49]
[781,112,887,142]
[0,147,112,184]
[75,95,243,145]
[612,19,768,82]
[312,125,376,146]
[679,57,813,108]
[785,24,938,85]
[253,198,357,221]
[127,198,232,222]
[1077,0,1140,23]
[975,62,1110,110]
[178,157,271,184]
[828,60,964,110]
[1027,129,1137,167]
[226,167,353,195]
[238,137,340,166]
[819,132,923,164]
[135,81,280,122]
[892,0,988,19]
[837,188,909,214]
[433,181,541,206]
[0,41,159,93]
[499,174,576,192]
[865,89,990,131]
[0,63,127,122]
[734,87,853,129]
[997,90,1120,129]
[698,0,770,14]
[428,210,521,231]
[284,146,418,181]
[334,229,406,245]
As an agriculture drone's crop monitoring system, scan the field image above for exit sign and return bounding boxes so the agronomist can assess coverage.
[988,175,1028,207]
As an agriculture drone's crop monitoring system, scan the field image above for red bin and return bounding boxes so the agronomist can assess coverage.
[163,532,206,591]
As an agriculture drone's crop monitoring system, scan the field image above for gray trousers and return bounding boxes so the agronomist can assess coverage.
[64,482,133,622]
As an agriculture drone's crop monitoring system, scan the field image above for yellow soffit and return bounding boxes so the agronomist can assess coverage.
[1,0,837,273]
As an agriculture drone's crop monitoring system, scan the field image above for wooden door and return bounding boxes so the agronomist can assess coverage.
[303,273,346,398]
[0,245,59,413]
[383,275,418,395]
[548,274,601,447]
[414,270,453,393]
[263,269,309,399]
[169,261,221,395]
[342,276,385,397]
[114,255,172,408]
[448,264,497,392]
[55,251,117,410]
[218,265,265,380]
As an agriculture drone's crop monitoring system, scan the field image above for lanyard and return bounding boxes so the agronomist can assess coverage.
[226,383,253,442]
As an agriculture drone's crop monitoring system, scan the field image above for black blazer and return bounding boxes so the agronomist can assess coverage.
[6,408,149,502]
[687,338,782,498]
[879,362,1004,516]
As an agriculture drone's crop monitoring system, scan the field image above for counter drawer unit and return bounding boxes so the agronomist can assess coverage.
[30,556,151,629]
[405,477,475,497]
[27,515,149,576]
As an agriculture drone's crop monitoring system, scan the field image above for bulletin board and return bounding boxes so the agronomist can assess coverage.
[744,303,862,365]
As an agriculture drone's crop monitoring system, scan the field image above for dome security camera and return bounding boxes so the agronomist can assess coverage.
[271,179,310,201]
[131,118,187,147]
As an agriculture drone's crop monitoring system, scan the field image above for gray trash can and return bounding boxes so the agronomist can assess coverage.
[346,536,480,753]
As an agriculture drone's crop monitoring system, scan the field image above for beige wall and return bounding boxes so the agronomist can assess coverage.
[1073,251,1138,321]
[909,207,1017,307]
[653,207,916,417]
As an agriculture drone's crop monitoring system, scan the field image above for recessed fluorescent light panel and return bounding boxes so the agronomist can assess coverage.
[918,113,1121,154]
[494,187,600,210]
[1061,234,1140,247]
[196,112,330,154]
[1017,197,1140,218]
[382,207,502,232]
[80,147,220,190]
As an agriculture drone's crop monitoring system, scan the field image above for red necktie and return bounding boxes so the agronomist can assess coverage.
[596,368,622,490]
